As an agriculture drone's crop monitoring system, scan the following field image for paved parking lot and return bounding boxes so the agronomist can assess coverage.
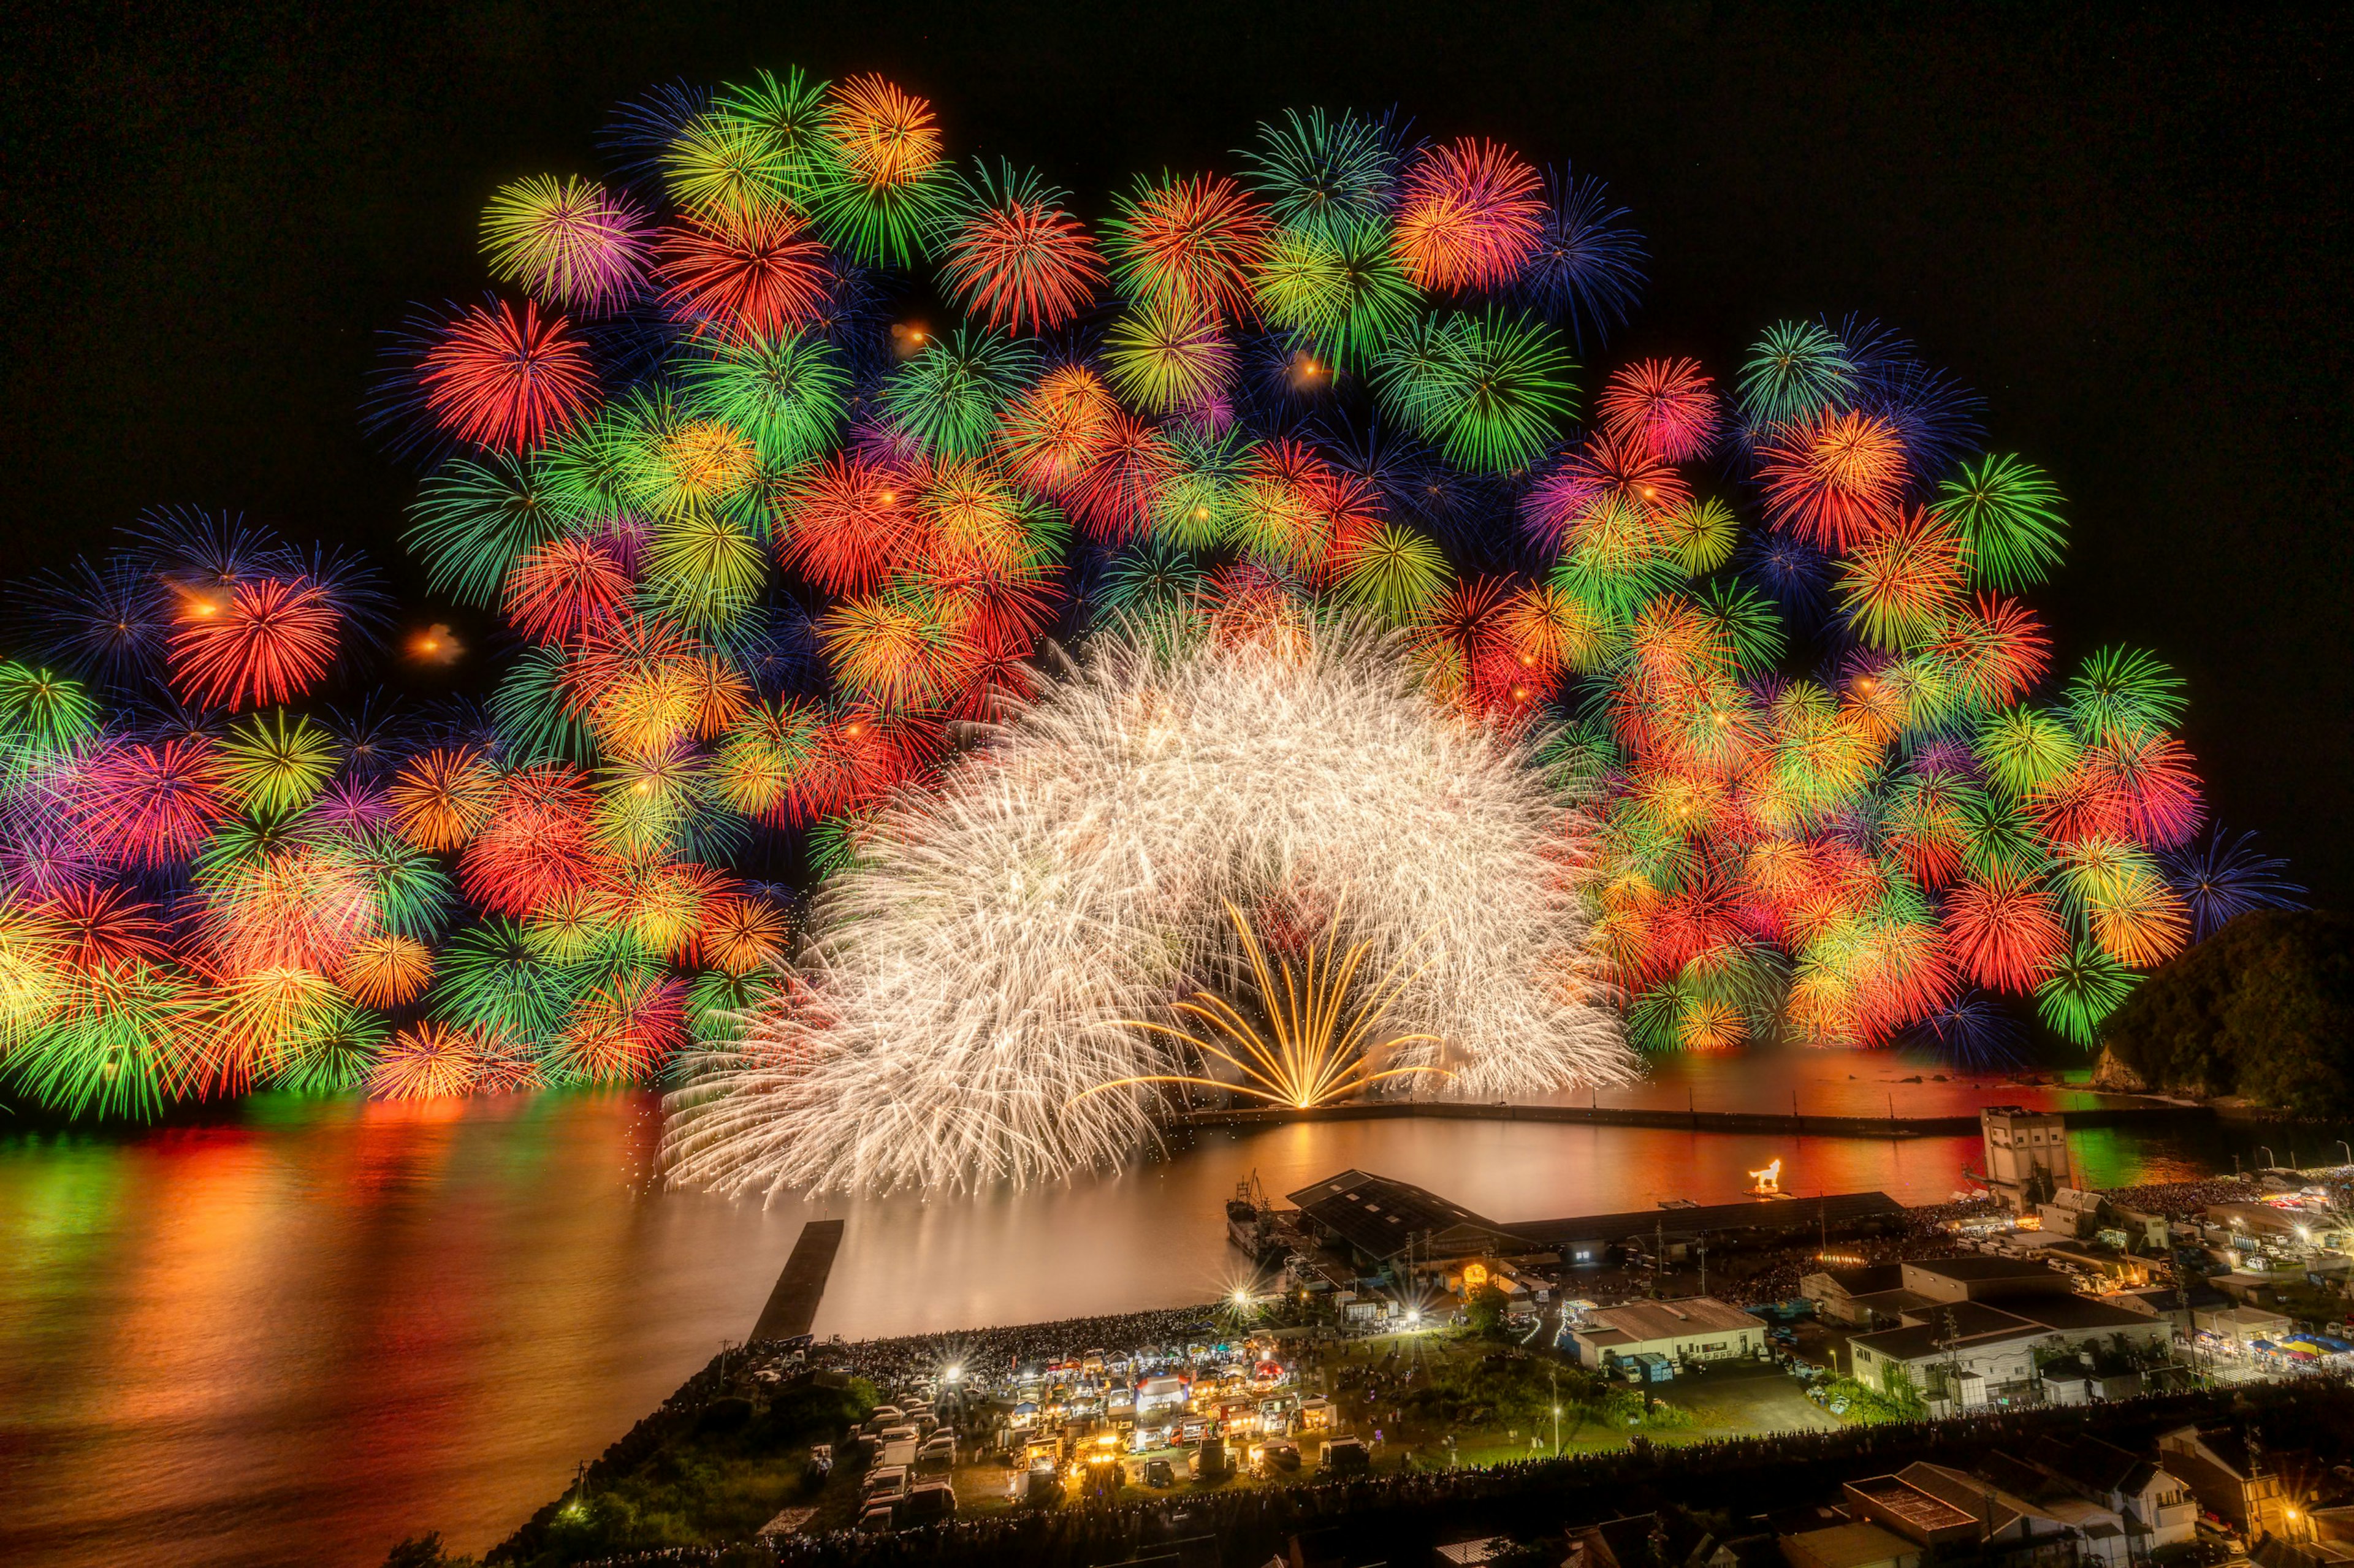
[1652,1360,1841,1435]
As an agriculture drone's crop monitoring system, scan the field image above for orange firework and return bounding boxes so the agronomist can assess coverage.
[368,1022,488,1099]
[1835,508,1964,649]
[996,366,1121,495]
[337,934,435,1007]
[695,895,792,975]
[390,747,500,851]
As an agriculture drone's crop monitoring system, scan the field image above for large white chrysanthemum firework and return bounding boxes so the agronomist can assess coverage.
[663,616,1633,1196]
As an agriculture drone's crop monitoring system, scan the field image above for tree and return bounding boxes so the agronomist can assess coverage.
[383,1537,476,1568]
[2100,910,2354,1116]
[1466,1282,1510,1338]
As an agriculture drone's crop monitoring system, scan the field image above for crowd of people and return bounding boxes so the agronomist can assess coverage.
[2101,1174,2268,1217]
[547,1380,2353,1568]
[787,1306,1231,1398]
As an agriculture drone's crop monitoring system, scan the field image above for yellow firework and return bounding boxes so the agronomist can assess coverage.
[1075,897,1451,1111]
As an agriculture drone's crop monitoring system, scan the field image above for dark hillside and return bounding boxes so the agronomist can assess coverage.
[2098,910,2354,1116]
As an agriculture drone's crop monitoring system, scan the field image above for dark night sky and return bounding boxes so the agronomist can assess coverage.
[1,3,2347,897]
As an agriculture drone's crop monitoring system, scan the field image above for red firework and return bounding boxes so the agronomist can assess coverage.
[417,299,597,453]
[1883,776,1972,888]
[1756,408,1908,552]
[35,883,172,972]
[1941,870,2068,992]
[929,562,1062,658]
[1107,173,1271,321]
[771,452,927,595]
[558,972,685,1083]
[939,628,1042,723]
[167,576,339,711]
[501,536,634,645]
[1930,594,2051,711]
[1065,413,1176,543]
[2028,761,2131,845]
[1299,461,1382,573]
[457,764,606,918]
[1596,358,1720,463]
[2084,729,2204,848]
[940,178,1107,335]
[1392,139,1545,292]
[796,704,942,819]
[653,204,829,341]
[74,737,232,868]
[995,367,1120,496]
[1520,431,1691,552]
[1648,873,1751,978]
[1408,576,1519,702]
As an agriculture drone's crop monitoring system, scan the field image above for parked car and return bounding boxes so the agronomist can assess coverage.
[862,1465,908,1501]
[1321,1435,1369,1474]
[804,1444,833,1485]
[901,1482,956,1523]
[1144,1458,1176,1488]
[1257,1439,1300,1473]
[856,1502,896,1532]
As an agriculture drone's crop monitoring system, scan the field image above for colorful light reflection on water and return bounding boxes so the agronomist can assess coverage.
[0,1048,2283,1567]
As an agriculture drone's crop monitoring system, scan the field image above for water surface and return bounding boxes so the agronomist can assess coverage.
[0,1048,2253,1567]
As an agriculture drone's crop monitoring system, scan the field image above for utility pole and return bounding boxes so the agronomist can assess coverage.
[1697,1241,1708,1298]
[1551,1368,1561,1456]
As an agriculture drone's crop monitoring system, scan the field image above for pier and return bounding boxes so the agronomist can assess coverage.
[1175,1098,2214,1140]
[749,1220,845,1342]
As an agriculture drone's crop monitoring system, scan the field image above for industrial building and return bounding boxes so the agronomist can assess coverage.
[1980,1107,2073,1211]
[1279,1170,1906,1292]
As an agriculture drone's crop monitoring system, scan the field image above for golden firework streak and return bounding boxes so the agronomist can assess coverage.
[1070,897,1453,1111]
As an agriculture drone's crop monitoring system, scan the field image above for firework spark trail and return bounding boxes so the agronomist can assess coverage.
[664,616,1632,1195]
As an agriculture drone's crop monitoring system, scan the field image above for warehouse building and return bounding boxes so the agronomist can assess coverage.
[1563,1296,1767,1377]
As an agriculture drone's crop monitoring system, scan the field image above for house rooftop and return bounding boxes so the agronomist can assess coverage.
[1848,1474,1981,1537]
[1284,1170,1523,1260]
[1895,1463,2035,1537]
[1584,1297,1764,1341]
[1907,1255,2072,1283]
[1782,1522,1921,1568]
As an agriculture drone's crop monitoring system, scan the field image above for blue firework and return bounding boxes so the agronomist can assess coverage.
[2160,826,2308,942]
[1513,164,1647,355]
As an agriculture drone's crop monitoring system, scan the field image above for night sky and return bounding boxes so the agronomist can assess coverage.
[2,4,2347,899]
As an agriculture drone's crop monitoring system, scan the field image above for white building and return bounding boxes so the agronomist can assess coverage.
[1844,1258,2170,1410]
[1563,1296,1766,1374]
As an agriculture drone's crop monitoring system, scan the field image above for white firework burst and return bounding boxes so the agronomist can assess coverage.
[663,614,1633,1197]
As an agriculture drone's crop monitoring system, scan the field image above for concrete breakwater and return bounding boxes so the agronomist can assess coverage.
[1171,1097,2216,1140]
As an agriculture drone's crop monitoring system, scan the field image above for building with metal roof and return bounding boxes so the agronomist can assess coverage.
[1280,1170,1912,1276]
[1284,1170,1528,1269]
[1563,1296,1768,1372]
